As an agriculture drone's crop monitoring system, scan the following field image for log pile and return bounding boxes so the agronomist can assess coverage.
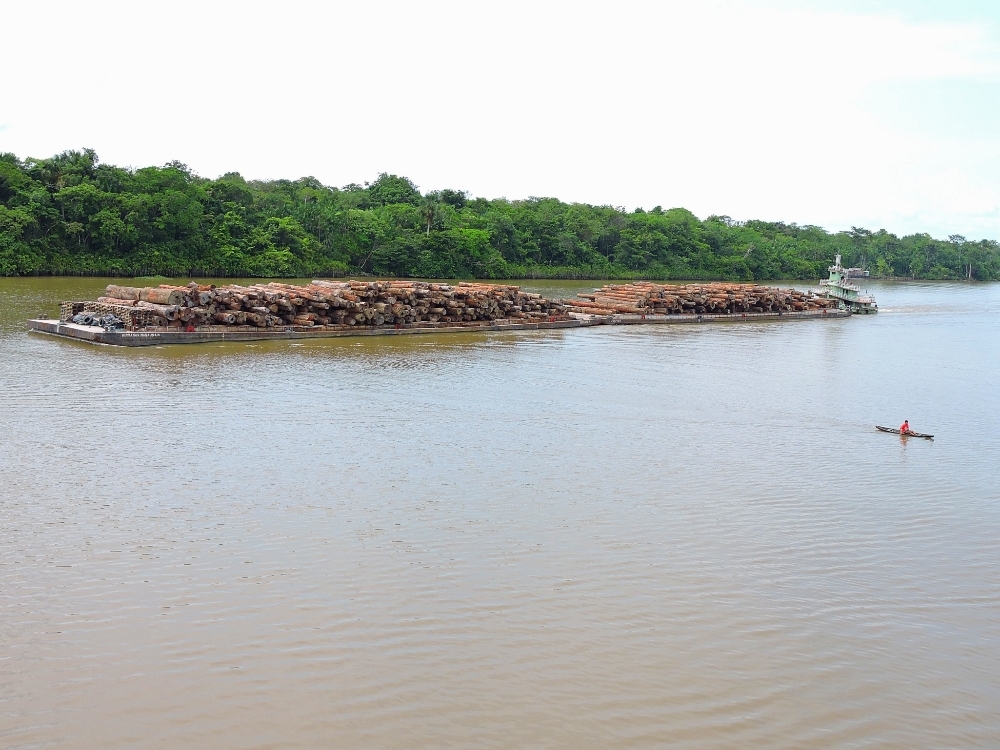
[84,280,569,330]
[560,282,836,316]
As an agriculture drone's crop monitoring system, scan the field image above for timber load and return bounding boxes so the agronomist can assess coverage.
[63,280,569,330]
[560,282,837,316]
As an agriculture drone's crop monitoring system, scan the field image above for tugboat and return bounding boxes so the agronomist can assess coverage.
[816,254,878,314]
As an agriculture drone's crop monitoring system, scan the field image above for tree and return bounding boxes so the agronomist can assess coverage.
[368,173,420,207]
[2,149,999,280]
[420,196,440,236]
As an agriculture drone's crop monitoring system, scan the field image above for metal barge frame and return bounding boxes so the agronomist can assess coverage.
[27,308,851,347]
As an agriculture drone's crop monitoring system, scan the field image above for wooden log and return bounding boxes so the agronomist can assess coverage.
[140,288,185,305]
[104,285,142,300]
[136,301,180,320]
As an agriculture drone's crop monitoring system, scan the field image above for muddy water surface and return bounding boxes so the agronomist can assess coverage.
[2,278,999,748]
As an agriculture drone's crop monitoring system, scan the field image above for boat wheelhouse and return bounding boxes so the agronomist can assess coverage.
[816,255,878,314]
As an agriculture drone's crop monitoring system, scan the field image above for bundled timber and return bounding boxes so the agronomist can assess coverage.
[48,280,851,346]
[62,280,569,331]
[38,279,856,346]
[560,282,837,316]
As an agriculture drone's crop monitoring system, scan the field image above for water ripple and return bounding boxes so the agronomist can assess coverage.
[2,278,999,748]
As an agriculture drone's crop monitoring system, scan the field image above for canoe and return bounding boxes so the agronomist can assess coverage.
[876,425,934,439]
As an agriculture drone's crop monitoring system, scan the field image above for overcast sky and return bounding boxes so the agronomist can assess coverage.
[3,0,1000,239]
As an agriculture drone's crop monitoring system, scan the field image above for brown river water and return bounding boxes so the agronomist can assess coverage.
[2,277,999,749]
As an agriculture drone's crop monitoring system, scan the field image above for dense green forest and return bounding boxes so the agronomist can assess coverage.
[2,149,998,280]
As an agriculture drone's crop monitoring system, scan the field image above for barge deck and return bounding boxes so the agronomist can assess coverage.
[28,308,851,347]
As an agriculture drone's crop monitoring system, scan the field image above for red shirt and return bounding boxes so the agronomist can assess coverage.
[900,422,910,433]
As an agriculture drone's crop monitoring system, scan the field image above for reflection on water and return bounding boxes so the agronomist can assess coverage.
[2,278,999,749]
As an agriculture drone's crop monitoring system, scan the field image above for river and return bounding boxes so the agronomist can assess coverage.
[1,277,998,748]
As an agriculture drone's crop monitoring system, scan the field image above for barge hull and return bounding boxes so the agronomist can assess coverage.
[27,308,850,347]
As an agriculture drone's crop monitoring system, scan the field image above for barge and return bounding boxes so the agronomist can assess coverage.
[27,308,851,347]
[28,278,855,347]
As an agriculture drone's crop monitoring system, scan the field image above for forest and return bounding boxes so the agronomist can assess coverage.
[2,149,998,280]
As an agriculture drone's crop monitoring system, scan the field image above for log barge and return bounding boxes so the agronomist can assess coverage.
[27,279,851,347]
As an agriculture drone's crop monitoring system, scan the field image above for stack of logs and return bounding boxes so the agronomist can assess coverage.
[560,282,835,316]
[90,280,568,329]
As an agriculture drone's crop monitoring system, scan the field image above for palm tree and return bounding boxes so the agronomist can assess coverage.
[421,197,438,236]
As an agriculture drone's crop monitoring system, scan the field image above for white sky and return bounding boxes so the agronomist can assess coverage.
[3,0,1000,239]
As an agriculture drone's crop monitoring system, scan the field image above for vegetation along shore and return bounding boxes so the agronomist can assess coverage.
[2,149,998,280]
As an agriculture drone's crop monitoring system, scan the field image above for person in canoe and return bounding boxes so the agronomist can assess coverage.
[900,420,911,435]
